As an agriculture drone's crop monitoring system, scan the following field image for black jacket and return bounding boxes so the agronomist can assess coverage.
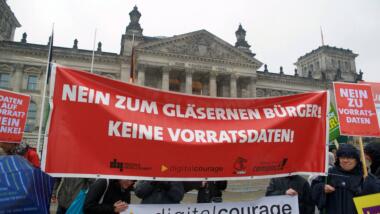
[84,179,132,214]
[266,175,314,214]
[134,181,184,204]
[197,181,227,203]
[311,165,380,214]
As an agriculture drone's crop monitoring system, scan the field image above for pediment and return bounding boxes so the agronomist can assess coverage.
[137,30,262,67]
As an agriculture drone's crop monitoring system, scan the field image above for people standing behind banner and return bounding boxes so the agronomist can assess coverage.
[84,179,134,214]
[329,144,338,160]
[197,181,227,203]
[364,142,380,178]
[134,181,184,204]
[0,142,40,168]
[266,175,314,214]
[52,178,93,214]
[311,144,380,214]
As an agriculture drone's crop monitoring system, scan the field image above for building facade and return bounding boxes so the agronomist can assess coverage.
[0,2,362,147]
[0,0,20,41]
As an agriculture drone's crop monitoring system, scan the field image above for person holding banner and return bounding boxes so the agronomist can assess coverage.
[52,178,93,213]
[364,142,380,178]
[197,181,227,203]
[84,179,134,214]
[311,144,380,214]
[266,175,315,214]
[134,181,185,204]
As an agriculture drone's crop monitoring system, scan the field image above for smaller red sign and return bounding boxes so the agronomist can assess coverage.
[0,89,30,143]
[360,81,380,105]
[334,82,380,137]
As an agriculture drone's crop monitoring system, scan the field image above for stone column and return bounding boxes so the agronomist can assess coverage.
[248,76,257,98]
[230,74,237,97]
[209,71,217,97]
[120,63,131,83]
[162,67,170,90]
[137,65,145,86]
[13,64,24,92]
[185,68,193,94]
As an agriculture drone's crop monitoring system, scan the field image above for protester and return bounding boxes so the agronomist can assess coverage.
[52,178,93,213]
[311,144,380,214]
[0,142,40,168]
[84,179,134,214]
[266,175,314,214]
[134,181,184,204]
[364,142,380,178]
[197,181,227,203]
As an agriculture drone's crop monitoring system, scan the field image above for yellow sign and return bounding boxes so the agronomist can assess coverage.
[353,193,380,214]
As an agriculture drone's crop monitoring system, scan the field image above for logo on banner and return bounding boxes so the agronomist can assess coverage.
[161,165,224,174]
[161,165,168,172]
[253,158,288,172]
[233,157,248,175]
[109,159,152,172]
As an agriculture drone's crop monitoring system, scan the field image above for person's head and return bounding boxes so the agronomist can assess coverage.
[364,142,380,173]
[335,144,360,172]
[0,142,17,155]
[118,180,135,189]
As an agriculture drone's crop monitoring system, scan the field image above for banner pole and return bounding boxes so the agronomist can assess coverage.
[90,28,97,73]
[36,24,54,158]
[358,137,368,177]
[333,139,339,149]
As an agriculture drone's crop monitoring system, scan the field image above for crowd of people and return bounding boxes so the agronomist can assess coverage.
[1,141,380,214]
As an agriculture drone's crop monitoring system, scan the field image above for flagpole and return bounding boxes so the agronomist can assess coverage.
[36,24,54,158]
[90,28,97,73]
[320,26,325,46]
[129,33,135,83]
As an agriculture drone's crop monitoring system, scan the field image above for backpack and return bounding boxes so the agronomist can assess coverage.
[66,179,109,214]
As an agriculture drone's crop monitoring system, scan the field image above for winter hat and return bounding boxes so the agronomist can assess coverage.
[364,142,380,174]
[336,144,360,162]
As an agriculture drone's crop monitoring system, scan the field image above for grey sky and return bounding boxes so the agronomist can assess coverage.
[7,0,380,82]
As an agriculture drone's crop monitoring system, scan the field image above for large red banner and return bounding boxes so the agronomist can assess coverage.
[0,89,30,143]
[42,66,328,180]
[334,82,380,137]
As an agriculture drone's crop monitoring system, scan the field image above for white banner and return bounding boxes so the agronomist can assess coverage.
[123,195,299,214]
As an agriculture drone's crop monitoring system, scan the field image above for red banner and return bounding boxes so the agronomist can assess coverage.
[0,89,30,143]
[365,82,380,105]
[361,81,380,132]
[334,82,380,137]
[42,66,328,180]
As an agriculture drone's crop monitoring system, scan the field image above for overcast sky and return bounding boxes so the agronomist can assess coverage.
[7,0,380,82]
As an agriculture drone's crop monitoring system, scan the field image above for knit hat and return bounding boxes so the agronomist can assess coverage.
[336,144,360,162]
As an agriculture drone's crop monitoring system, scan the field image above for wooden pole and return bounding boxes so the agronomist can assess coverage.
[333,139,339,150]
[358,137,368,177]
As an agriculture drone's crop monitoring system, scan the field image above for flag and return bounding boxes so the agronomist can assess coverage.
[46,31,54,84]
[37,27,54,156]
